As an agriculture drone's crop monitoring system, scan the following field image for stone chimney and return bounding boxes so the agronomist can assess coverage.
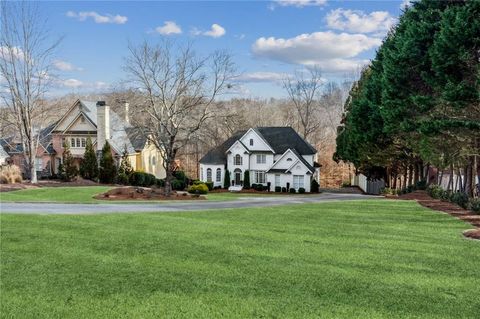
[96,101,110,152]
[123,101,130,124]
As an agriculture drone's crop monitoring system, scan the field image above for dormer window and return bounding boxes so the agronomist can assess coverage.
[234,154,242,165]
[249,139,253,146]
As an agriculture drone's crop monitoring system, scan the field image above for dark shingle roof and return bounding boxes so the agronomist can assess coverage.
[199,130,247,164]
[199,127,317,165]
[255,127,316,155]
[125,127,148,151]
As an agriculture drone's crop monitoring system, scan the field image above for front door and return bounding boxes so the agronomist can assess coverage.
[235,170,242,185]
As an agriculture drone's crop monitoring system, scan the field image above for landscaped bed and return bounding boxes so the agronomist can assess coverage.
[1,200,479,318]
[94,187,205,201]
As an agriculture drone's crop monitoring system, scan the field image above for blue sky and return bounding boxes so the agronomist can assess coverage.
[42,0,408,98]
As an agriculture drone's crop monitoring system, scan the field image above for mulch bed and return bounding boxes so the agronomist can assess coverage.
[95,187,205,201]
[0,178,103,192]
[388,191,479,240]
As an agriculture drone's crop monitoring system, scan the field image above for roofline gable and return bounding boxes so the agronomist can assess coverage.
[239,128,275,154]
[62,112,97,134]
[266,148,297,171]
[226,139,250,154]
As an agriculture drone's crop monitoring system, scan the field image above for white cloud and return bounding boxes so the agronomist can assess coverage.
[63,78,84,88]
[204,24,226,38]
[272,0,327,9]
[326,8,396,34]
[400,0,414,9]
[192,24,226,38]
[236,71,287,83]
[61,79,109,90]
[155,21,182,35]
[53,60,83,72]
[66,11,128,24]
[252,31,381,73]
[0,46,25,61]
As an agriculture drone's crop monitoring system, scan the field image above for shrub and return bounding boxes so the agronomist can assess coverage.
[193,180,203,185]
[298,187,306,194]
[117,145,133,180]
[267,182,271,192]
[281,187,287,193]
[79,137,98,180]
[60,142,78,182]
[116,173,129,185]
[0,164,22,184]
[440,190,452,201]
[381,187,394,195]
[275,186,281,192]
[156,178,165,187]
[187,183,208,195]
[223,170,230,188]
[130,172,146,186]
[311,179,319,193]
[416,180,427,190]
[99,142,116,184]
[289,188,296,194]
[256,184,264,191]
[171,178,185,190]
[427,185,443,199]
[205,181,214,191]
[251,183,257,189]
[450,192,469,209]
[469,198,480,213]
[341,181,351,187]
[145,174,156,187]
[243,170,250,189]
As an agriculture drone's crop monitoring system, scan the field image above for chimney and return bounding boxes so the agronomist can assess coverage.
[96,101,110,152]
[124,101,130,124]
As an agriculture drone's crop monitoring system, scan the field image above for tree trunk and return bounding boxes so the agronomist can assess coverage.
[465,156,474,197]
[402,166,408,189]
[408,164,413,187]
[28,141,37,184]
[447,164,454,191]
[393,173,398,189]
[414,162,420,185]
[457,168,464,192]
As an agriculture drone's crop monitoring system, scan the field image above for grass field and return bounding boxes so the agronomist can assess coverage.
[0,186,273,203]
[1,200,479,318]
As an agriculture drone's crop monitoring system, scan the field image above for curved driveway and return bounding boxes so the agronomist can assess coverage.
[0,192,379,215]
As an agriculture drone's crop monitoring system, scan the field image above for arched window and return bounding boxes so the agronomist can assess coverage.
[234,154,242,165]
[206,168,212,182]
[216,168,221,182]
[286,158,292,161]
[152,156,156,165]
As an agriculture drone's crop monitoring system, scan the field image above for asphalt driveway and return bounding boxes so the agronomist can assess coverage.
[0,192,380,214]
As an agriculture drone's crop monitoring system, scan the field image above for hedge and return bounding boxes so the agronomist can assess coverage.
[187,183,209,195]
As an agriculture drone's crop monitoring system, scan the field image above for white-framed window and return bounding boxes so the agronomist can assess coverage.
[234,154,242,165]
[293,175,304,190]
[81,138,86,148]
[249,139,253,146]
[76,138,81,148]
[255,171,265,184]
[216,168,221,182]
[35,158,43,171]
[70,138,75,147]
[206,168,212,182]
[275,174,280,187]
[256,154,266,164]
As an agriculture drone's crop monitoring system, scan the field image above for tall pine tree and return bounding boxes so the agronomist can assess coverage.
[117,145,134,184]
[60,142,78,182]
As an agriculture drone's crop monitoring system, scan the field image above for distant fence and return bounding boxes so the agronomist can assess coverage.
[351,174,385,195]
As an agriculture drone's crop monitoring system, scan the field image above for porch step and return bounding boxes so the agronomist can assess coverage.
[228,185,243,192]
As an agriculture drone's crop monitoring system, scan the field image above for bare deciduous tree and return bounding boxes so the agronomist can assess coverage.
[124,41,235,194]
[283,66,325,141]
[0,1,60,183]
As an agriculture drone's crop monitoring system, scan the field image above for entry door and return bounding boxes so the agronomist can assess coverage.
[235,171,242,185]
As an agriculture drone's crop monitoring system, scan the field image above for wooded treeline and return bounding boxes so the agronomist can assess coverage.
[335,0,480,197]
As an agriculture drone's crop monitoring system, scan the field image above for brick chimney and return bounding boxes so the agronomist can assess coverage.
[96,101,110,152]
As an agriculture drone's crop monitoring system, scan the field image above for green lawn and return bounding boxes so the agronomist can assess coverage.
[0,186,113,203]
[0,186,273,203]
[1,200,479,318]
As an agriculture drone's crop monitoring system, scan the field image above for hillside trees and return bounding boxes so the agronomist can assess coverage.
[335,0,479,196]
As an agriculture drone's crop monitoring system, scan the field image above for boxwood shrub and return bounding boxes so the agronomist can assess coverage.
[255,184,264,191]
[205,181,214,191]
[469,198,480,213]
[289,188,296,194]
[298,187,305,194]
[281,187,287,193]
[187,183,209,195]
[451,192,469,209]
[275,186,281,193]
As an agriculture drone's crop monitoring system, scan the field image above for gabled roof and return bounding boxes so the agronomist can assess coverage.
[199,130,247,164]
[125,127,148,151]
[290,148,315,173]
[0,144,9,158]
[255,127,316,155]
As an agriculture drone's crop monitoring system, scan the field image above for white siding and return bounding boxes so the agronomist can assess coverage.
[239,129,271,152]
[199,164,225,187]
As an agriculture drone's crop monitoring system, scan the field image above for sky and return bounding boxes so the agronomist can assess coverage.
[38,0,410,99]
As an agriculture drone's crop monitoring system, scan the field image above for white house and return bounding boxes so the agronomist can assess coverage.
[199,127,320,192]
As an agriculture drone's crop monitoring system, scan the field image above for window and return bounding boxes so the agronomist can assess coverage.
[293,175,304,190]
[206,168,212,182]
[216,168,221,182]
[249,139,253,146]
[76,138,81,148]
[35,158,43,171]
[234,154,242,165]
[275,174,280,187]
[256,154,266,164]
[254,171,265,184]
[71,138,75,147]
[81,138,86,148]
[152,156,156,165]
[286,158,292,162]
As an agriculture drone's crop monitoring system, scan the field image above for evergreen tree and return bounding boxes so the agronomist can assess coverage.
[60,142,78,182]
[98,142,116,184]
[223,169,230,189]
[117,145,134,185]
[243,170,250,189]
[79,137,98,180]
